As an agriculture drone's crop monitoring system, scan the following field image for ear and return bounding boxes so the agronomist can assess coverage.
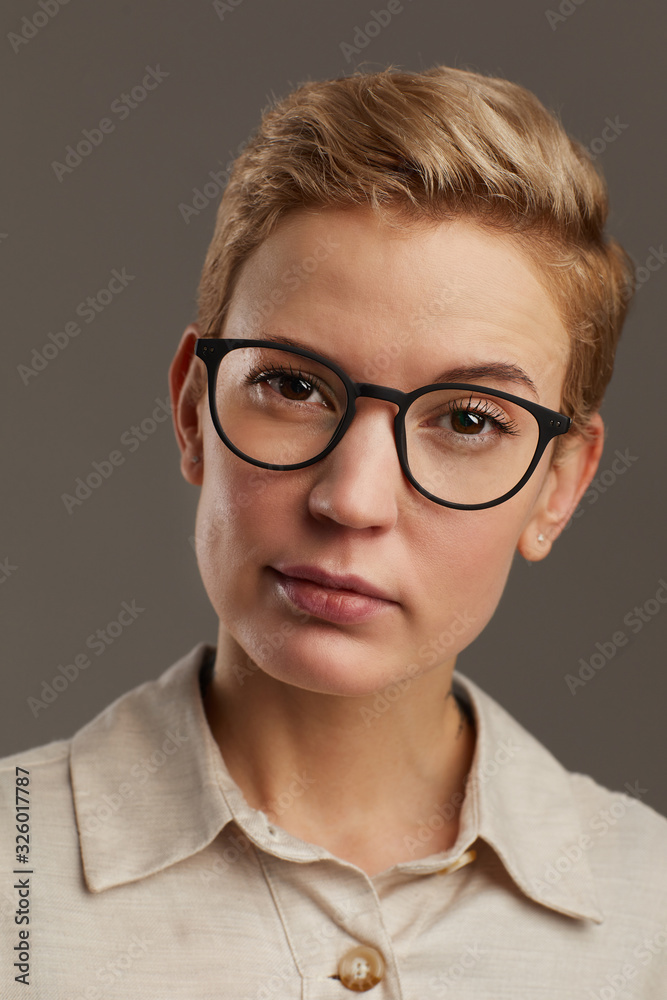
[517,412,605,562]
[168,324,205,486]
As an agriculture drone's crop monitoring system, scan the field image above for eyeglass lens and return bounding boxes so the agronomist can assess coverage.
[214,346,540,506]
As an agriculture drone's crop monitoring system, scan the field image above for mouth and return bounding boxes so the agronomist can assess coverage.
[272,564,395,601]
[269,566,397,625]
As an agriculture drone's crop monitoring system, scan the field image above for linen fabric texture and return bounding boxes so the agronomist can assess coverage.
[1,642,665,998]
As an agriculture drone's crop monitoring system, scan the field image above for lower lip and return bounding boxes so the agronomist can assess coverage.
[271,569,396,624]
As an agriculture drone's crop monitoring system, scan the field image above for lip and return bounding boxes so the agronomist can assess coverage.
[272,564,395,601]
[270,565,397,625]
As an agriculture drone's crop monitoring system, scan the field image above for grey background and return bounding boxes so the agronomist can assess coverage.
[2,1,665,814]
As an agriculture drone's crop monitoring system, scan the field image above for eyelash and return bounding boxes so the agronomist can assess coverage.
[244,363,328,398]
[444,393,520,437]
[243,365,520,436]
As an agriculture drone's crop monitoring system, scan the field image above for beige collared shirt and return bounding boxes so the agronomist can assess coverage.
[1,642,666,998]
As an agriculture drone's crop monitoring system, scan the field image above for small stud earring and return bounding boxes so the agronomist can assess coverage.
[537,533,545,544]
[192,455,201,464]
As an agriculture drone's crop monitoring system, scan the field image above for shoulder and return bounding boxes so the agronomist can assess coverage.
[563,769,667,927]
[0,739,73,829]
[0,641,212,835]
[568,769,667,858]
[455,669,667,927]
[0,737,72,799]
[0,739,70,774]
[0,641,211,778]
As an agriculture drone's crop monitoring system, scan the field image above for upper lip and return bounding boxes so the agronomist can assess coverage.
[273,564,395,602]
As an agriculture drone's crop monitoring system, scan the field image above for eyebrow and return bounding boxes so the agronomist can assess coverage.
[256,333,540,401]
[430,361,540,400]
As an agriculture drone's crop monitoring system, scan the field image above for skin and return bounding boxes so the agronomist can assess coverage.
[170,206,604,877]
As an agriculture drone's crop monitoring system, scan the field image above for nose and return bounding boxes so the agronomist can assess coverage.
[306,397,406,529]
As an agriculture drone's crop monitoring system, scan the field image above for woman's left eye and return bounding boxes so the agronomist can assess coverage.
[442,403,507,435]
[451,408,484,433]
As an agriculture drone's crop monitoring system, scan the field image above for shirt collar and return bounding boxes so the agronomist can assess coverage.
[71,643,233,892]
[70,643,603,923]
[451,671,604,923]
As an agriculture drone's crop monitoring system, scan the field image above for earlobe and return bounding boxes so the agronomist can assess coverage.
[169,324,205,485]
[517,413,605,561]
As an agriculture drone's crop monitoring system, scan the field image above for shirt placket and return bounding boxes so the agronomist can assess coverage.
[256,850,406,1000]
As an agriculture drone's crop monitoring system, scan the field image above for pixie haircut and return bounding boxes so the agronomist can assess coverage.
[193,64,636,467]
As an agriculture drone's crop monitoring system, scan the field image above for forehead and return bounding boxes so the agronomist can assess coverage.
[224,206,570,402]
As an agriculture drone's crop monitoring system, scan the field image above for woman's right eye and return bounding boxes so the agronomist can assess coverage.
[265,373,317,401]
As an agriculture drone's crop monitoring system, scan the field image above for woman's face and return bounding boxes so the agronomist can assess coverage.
[174,206,584,697]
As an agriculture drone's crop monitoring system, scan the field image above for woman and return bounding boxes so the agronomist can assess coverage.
[2,64,665,997]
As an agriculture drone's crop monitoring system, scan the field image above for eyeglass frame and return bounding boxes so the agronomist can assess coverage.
[195,337,572,511]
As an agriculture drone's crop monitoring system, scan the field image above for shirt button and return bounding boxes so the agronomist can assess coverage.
[436,847,477,875]
[337,945,385,991]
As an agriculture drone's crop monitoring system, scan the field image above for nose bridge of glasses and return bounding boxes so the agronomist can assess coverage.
[335,383,406,482]
[336,382,405,463]
[353,382,407,411]
[347,383,407,443]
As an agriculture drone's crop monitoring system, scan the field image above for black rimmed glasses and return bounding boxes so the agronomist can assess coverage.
[195,338,571,510]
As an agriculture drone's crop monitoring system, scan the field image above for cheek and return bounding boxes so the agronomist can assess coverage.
[194,447,253,592]
[416,506,522,637]
[194,440,298,606]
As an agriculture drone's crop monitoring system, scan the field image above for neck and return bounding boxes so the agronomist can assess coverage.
[203,631,477,873]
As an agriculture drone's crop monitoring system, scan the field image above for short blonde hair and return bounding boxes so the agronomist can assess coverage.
[194,64,635,465]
